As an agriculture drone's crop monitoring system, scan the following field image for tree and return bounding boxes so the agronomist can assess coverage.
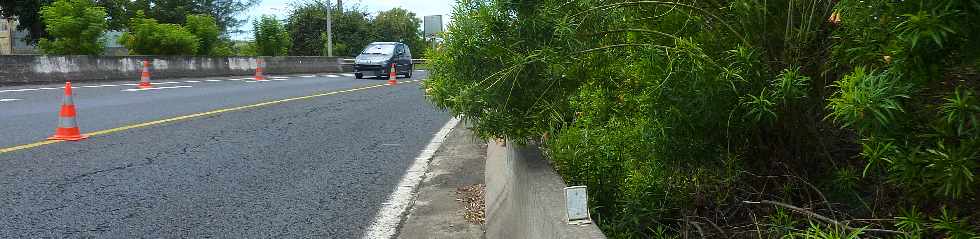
[285,2,375,56]
[1,0,255,44]
[96,0,135,30]
[185,14,220,55]
[37,0,107,55]
[119,11,199,55]
[371,8,423,56]
[327,6,373,56]
[285,2,328,56]
[253,15,290,56]
[194,0,258,34]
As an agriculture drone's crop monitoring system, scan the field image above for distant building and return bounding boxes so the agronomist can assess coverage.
[102,31,128,56]
[0,18,39,55]
[0,18,8,55]
[0,17,127,55]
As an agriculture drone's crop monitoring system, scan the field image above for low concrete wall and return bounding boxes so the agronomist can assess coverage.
[485,140,606,239]
[0,55,349,86]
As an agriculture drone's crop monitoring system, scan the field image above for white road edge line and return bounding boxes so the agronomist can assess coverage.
[361,117,461,239]
[0,98,22,102]
[121,85,193,92]
[205,79,223,82]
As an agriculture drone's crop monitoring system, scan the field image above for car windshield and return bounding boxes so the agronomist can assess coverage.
[361,44,396,55]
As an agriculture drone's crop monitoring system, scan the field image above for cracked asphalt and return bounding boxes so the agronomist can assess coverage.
[0,73,451,237]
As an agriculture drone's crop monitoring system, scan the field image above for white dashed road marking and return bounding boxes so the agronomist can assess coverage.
[121,85,193,92]
[362,117,461,239]
[82,84,120,88]
[0,88,40,93]
[1,74,342,93]
[0,98,22,102]
[341,73,354,77]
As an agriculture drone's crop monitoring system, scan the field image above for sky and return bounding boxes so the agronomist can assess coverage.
[233,0,455,40]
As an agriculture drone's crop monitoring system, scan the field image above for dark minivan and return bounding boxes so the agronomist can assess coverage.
[353,42,413,79]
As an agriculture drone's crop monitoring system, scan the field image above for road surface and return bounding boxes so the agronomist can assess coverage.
[0,71,452,237]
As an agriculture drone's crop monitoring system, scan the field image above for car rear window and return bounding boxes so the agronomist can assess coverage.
[362,44,396,55]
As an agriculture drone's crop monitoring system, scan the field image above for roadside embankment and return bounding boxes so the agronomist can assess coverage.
[0,55,349,86]
[485,140,606,239]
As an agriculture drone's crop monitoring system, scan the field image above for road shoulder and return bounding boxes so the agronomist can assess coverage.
[398,123,487,239]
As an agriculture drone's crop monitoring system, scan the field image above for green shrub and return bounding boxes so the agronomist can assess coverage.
[37,0,107,55]
[828,0,980,200]
[427,0,979,237]
[253,15,291,56]
[119,11,200,55]
[184,14,221,56]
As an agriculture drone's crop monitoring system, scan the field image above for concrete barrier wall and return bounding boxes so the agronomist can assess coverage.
[485,141,606,239]
[0,55,349,86]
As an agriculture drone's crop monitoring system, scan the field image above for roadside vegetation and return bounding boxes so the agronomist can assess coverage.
[284,1,428,57]
[425,0,980,238]
[13,0,427,57]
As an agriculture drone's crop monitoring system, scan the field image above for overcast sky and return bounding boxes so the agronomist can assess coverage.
[233,0,455,40]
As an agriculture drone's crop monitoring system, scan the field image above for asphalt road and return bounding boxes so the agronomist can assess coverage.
[0,71,453,237]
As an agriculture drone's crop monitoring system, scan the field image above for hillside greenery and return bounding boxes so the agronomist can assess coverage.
[425,0,980,238]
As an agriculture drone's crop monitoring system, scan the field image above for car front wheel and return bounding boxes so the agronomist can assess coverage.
[354,73,363,79]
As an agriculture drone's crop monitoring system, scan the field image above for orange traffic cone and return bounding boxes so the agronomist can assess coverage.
[138,60,152,89]
[387,63,397,86]
[255,58,266,81]
[48,81,88,141]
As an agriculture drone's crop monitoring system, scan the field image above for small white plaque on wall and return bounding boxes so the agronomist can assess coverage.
[565,186,592,224]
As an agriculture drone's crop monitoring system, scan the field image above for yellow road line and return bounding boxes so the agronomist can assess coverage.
[0,80,421,154]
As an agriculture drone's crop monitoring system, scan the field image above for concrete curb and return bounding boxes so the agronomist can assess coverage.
[485,140,606,239]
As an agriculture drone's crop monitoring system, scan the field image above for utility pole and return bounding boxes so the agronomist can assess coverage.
[325,0,333,57]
